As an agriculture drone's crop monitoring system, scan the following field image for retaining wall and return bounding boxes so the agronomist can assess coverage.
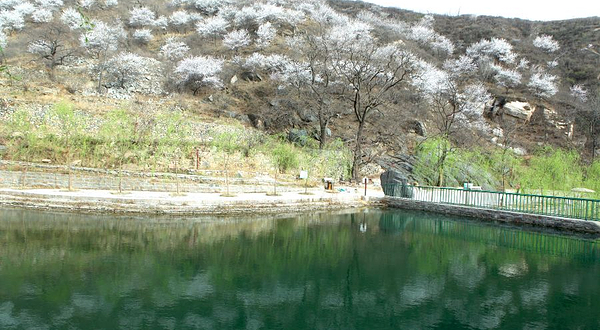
[380,196,600,234]
[0,169,300,194]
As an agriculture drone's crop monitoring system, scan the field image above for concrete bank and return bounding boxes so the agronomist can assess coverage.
[0,188,374,215]
[378,196,600,234]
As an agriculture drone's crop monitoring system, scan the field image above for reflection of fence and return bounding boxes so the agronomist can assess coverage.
[382,184,600,221]
[379,212,600,260]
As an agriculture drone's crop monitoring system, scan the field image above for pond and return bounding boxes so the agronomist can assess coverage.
[0,208,599,329]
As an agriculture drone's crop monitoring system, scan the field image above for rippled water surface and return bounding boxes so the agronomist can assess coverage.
[1,208,599,329]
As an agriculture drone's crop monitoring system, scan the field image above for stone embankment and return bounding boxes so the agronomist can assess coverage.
[0,188,374,215]
[379,196,600,234]
[0,162,380,215]
[0,160,301,194]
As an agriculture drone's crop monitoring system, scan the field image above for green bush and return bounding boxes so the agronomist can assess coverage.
[520,147,583,195]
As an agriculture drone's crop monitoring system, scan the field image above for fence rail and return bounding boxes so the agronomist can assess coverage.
[382,184,600,221]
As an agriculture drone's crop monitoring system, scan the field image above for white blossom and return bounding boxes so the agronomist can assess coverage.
[195,15,228,39]
[492,65,522,89]
[159,37,189,61]
[516,58,530,70]
[254,3,304,26]
[412,59,449,96]
[270,59,314,89]
[431,35,455,54]
[233,5,259,27]
[460,83,491,117]
[0,10,25,31]
[309,3,348,26]
[174,55,225,93]
[223,29,250,51]
[153,16,168,30]
[132,29,153,43]
[32,7,53,23]
[34,0,63,10]
[27,39,48,54]
[60,7,83,30]
[80,20,125,55]
[244,53,291,73]
[27,39,51,55]
[326,20,373,50]
[129,7,155,27]
[14,2,36,16]
[104,52,161,89]
[256,22,276,49]
[410,25,435,43]
[547,60,558,69]
[533,34,559,53]
[0,30,6,49]
[79,0,95,9]
[466,37,516,64]
[443,55,477,77]
[189,0,223,15]
[570,84,588,103]
[0,0,20,10]
[169,10,189,26]
[104,0,117,6]
[527,72,558,98]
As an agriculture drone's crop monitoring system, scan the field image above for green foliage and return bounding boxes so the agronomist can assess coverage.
[210,126,244,156]
[414,137,458,186]
[312,138,352,180]
[584,161,600,193]
[154,112,192,168]
[98,109,135,164]
[0,101,353,184]
[270,140,299,173]
[521,147,583,194]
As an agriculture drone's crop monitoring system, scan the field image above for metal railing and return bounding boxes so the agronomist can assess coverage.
[382,184,600,221]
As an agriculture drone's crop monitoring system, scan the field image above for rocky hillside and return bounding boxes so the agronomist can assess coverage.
[0,0,598,180]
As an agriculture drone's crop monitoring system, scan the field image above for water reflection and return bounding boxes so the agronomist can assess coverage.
[0,208,599,329]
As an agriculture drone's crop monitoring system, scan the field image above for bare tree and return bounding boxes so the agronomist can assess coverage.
[277,31,345,149]
[328,23,415,181]
[27,23,77,80]
[412,57,490,186]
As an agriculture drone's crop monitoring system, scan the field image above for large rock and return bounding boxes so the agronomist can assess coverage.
[288,129,309,146]
[240,71,262,82]
[380,169,413,198]
[502,101,534,122]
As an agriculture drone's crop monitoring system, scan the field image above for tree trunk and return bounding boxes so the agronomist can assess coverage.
[352,120,366,183]
[118,158,123,194]
[436,147,448,187]
[175,158,180,195]
[318,114,329,150]
[273,169,278,195]
[319,121,328,150]
[591,121,597,163]
[67,146,73,191]
[225,154,230,196]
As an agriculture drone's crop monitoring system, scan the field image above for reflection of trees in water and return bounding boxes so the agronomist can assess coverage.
[0,208,599,329]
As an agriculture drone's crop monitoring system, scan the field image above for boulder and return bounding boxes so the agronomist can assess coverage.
[412,120,427,137]
[297,109,317,123]
[380,169,413,198]
[247,114,264,130]
[240,71,262,82]
[288,129,309,146]
[502,101,534,122]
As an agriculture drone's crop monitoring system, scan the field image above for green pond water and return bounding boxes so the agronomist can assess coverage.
[0,208,599,330]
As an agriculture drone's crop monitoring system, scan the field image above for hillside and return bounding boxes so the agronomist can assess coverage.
[0,0,599,185]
